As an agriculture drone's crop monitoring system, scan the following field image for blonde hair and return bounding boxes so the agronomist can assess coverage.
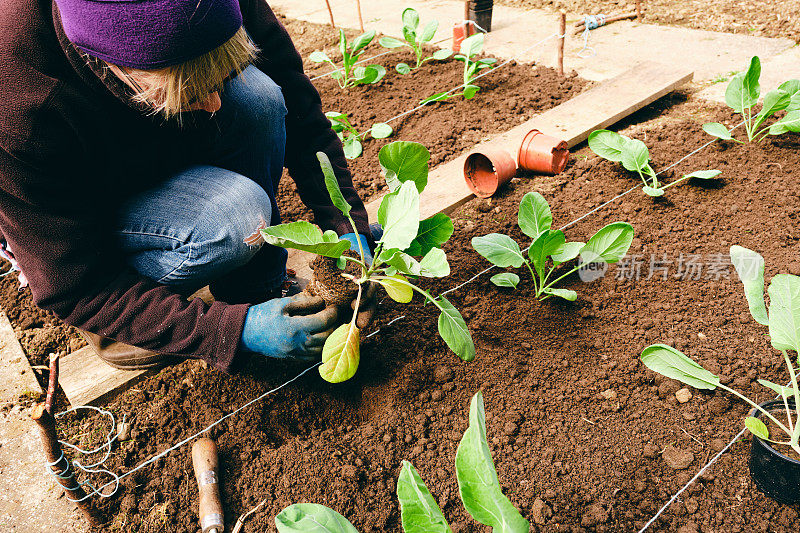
[111,27,258,119]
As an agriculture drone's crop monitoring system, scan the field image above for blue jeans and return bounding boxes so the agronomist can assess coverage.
[115,65,289,302]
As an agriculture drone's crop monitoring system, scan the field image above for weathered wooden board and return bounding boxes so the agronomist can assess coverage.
[0,311,42,403]
[57,61,692,406]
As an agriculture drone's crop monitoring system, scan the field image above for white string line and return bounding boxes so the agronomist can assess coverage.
[309,37,452,81]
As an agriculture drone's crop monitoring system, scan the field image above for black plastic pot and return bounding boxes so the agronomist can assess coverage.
[748,399,800,504]
[467,0,494,32]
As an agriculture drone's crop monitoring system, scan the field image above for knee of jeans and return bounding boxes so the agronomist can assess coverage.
[236,67,288,132]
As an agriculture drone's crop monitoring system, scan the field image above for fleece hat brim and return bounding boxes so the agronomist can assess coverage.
[54,0,243,70]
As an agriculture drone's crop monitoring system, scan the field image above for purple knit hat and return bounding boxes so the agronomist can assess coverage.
[54,0,243,69]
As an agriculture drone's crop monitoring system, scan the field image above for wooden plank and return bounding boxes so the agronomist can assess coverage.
[59,345,158,406]
[0,311,42,404]
[58,62,691,406]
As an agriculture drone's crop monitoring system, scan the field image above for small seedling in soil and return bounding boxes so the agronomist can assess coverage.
[260,141,473,383]
[326,111,392,159]
[588,129,722,197]
[421,33,497,104]
[379,7,453,74]
[274,391,529,532]
[641,246,800,457]
[472,191,634,301]
[309,29,386,89]
[702,56,800,142]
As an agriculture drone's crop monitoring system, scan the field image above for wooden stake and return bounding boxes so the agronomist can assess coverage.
[45,352,60,414]
[323,0,335,28]
[573,11,638,33]
[464,0,470,21]
[636,0,643,21]
[31,403,100,527]
[355,0,364,32]
[557,12,566,77]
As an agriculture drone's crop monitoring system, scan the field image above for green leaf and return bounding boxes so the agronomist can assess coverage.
[779,79,800,97]
[588,130,627,162]
[767,274,800,354]
[379,181,420,251]
[317,152,352,217]
[419,20,439,42]
[528,230,565,275]
[406,213,454,256]
[730,245,769,325]
[370,122,393,139]
[620,138,651,173]
[419,247,450,277]
[379,36,406,48]
[753,89,790,130]
[702,122,733,140]
[432,48,453,60]
[490,272,520,288]
[376,274,413,303]
[351,31,375,54]
[421,92,450,105]
[580,222,634,264]
[462,85,480,100]
[459,33,484,58]
[640,344,720,390]
[354,65,386,85]
[455,392,530,532]
[379,141,430,193]
[725,57,760,113]
[319,323,360,383]
[338,28,348,62]
[745,417,770,440]
[436,296,475,362]
[551,241,584,265]
[309,51,331,63]
[379,249,423,277]
[342,135,363,159]
[758,379,795,398]
[402,8,420,31]
[542,287,577,301]
[275,503,359,533]
[769,110,800,135]
[684,170,722,180]
[471,234,525,268]
[517,191,552,239]
[397,461,452,533]
[642,185,664,197]
[396,62,412,75]
[260,221,350,258]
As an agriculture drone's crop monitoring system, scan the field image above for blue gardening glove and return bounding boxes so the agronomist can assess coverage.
[341,233,372,265]
[240,293,339,362]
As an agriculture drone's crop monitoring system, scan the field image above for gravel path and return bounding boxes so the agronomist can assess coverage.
[496,0,800,43]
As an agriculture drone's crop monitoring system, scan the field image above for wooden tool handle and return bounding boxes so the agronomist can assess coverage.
[192,438,224,533]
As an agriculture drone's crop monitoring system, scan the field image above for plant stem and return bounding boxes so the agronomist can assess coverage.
[541,263,583,297]
[370,275,446,312]
[716,382,792,436]
[783,350,800,445]
[659,176,689,191]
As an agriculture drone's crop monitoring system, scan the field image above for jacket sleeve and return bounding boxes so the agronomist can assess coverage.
[240,0,371,237]
[0,123,249,372]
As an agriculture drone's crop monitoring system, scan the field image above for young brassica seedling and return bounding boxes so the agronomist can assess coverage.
[260,141,473,383]
[274,392,529,533]
[326,111,393,160]
[702,56,800,142]
[309,29,386,89]
[641,246,800,457]
[588,129,722,197]
[471,191,634,301]
[379,8,453,74]
[420,33,496,104]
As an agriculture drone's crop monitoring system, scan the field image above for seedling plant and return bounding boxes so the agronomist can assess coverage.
[310,29,386,89]
[421,33,496,104]
[274,392,529,533]
[472,191,634,301]
[325,111,392,160]
[260,141,474,383]
[588,129,722,197]
[702,56,800,143]
[641,246,800,457]
[379,8,452,74]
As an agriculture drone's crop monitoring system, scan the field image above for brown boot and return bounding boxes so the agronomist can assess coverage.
[78,330,180,370]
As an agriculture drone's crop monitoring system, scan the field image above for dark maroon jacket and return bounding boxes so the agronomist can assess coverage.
[0,0,370,371]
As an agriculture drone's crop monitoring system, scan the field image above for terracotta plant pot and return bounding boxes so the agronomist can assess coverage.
[452,21,476,52]
[749,399,800,504]
[463,150,517,198]
[518,129,570,175]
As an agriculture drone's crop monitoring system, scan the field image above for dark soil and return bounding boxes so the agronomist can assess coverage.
[5,15,800,533]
